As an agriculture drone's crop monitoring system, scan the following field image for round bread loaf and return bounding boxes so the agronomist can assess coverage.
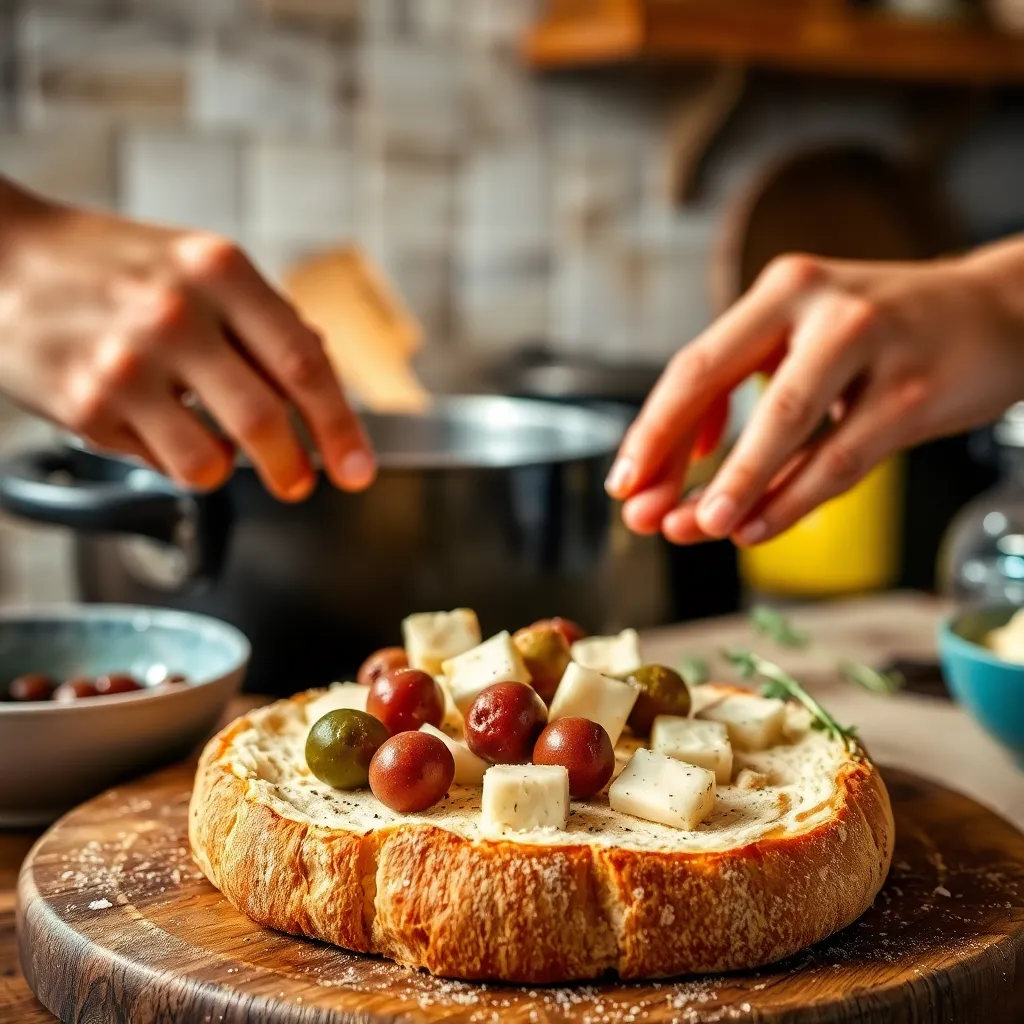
[189,684,894,983]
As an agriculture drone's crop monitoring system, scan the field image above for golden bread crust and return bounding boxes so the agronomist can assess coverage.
[189,694,894,982]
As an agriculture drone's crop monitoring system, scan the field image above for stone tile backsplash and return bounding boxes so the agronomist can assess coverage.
[0,0,1022,365]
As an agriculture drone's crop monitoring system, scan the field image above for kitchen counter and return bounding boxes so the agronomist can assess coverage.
[3,592,1023,1023]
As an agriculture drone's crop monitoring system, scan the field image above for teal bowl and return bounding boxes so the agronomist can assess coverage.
[937,605,1024,770]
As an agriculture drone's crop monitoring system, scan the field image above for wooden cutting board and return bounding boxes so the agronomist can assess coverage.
[17,764,1024,1024]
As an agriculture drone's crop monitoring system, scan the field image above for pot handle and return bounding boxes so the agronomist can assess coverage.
[0,448,187,544]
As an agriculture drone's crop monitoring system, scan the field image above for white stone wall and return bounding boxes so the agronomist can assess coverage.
[3,0,1023,362]
[0,0,1023,603]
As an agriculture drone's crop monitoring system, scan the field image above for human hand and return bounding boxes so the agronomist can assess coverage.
[0,182,375,500]
[606,242,1024,546]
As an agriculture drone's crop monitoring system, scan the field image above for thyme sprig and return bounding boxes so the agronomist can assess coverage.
[748,605,903,696]
[724,649,860,755]
[750,604,809,648]
[677,654,710,687]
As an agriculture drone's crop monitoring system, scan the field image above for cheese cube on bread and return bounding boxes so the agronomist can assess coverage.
[570,629,643,678]
[419,723,487,786]
[548,662,639,746]
[609,749,716,830]
[305,683,368,725]
[481,764,569,837]
[403,609,481,677]
[697,693,786,751]
[651,716,733,784]
[443,631,531,715]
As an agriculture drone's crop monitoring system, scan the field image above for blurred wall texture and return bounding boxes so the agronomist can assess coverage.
[0,0,1023,601]
[2,0,1023,367]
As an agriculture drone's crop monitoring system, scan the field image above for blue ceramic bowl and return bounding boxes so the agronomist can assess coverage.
[937,605,1024,769]
[0,605,250,825]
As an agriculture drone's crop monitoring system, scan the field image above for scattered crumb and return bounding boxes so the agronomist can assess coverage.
[735,768,770,791]
[88,898,112,910]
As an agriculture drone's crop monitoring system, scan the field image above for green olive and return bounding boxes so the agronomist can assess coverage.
[305,709,390,790]
[626,664,691,737]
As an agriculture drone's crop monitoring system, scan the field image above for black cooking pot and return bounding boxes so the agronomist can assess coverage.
[0,397,670,694]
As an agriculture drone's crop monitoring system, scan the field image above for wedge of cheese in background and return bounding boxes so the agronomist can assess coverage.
[609,749,716,830]
[697,693,786,752]
[305,683,369,726]
[443,631,531,715]
[420,723,487,786]
[284,247,431,414]
[481,764,569,836]
[570,629,642,678]
[651,716,733,784]
[547,662,638,746]
[403,609,481,677]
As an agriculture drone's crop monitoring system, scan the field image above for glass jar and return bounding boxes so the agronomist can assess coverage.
[939,403,1024,604]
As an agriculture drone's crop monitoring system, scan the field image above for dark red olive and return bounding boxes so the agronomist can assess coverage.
[465,681,547,764]
[9,673,56,702]
[367,668,444,734]
[53,678,100,701]
[357,647,409,687]
[95,673,144,696]
[369,731,455,813]
[533,717,615,798]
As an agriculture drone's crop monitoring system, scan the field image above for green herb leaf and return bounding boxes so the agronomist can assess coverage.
[724,648,860,754]
[678,654,710,687]
[837,659,904,696]
[750,605,809,649]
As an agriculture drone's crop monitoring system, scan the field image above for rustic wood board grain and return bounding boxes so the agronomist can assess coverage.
[16,762,1024,1024]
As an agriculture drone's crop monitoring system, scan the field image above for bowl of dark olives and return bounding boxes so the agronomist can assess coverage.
[0,605,250,825]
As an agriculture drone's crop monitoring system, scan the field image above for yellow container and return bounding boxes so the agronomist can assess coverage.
[738,455,903,597]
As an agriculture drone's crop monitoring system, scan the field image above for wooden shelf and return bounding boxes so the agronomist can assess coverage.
[525,0,1024,84]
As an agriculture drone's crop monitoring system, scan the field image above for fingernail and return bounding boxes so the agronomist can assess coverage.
[734,518,768,546]
[605,457,636,497]
[696,493,739,536]
[338,450,376,491]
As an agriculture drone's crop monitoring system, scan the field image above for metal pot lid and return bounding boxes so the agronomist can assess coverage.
[68,395,629,471]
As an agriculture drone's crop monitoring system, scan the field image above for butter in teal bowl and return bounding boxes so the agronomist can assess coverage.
[937,605,1024,770]
[0,605,250,826]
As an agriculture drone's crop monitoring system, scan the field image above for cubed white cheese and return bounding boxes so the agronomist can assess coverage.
[609,749,716,830]
[419,723,487,786]
[480,764,569,837]
[650,716,733,785]
[402,609,481,677]
[697,693,786,751]
[305,683,368,726]
[570,628,643,678]
[442,631,531,715]
[547,662,639,746]
[434,675,464,732]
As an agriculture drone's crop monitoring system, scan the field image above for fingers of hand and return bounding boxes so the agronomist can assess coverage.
[80,423,159,470]
[729,378,923,545]
[606,255,820,501]
[695,292,875,538]
[173,234,375,493]
[184,346,315,502]
[127,397,233,492]
[620,439,696,535]
[661,501,711,546]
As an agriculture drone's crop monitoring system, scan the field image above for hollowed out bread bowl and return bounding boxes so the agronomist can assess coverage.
[189,684,893,983]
